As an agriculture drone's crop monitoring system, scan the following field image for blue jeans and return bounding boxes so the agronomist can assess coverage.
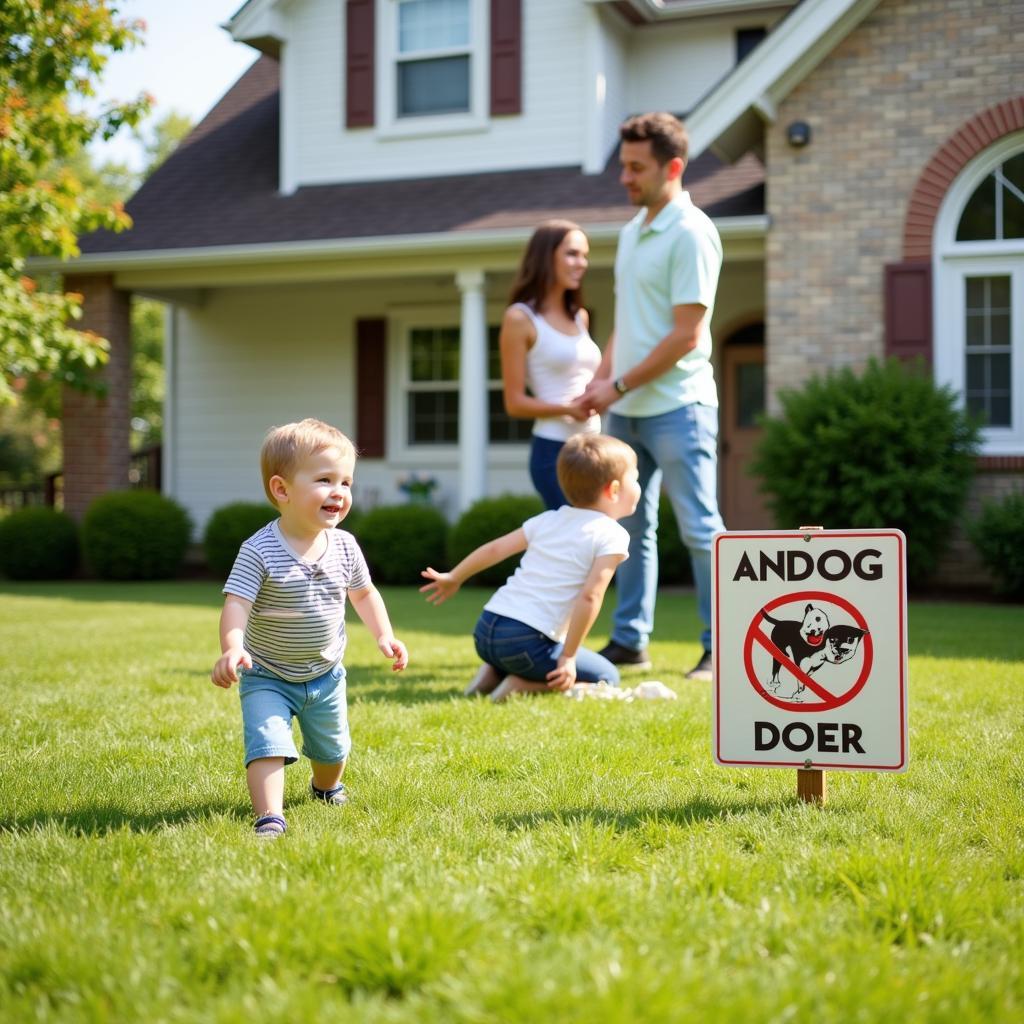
[473,610,620,685]
[606,404,725,653]
[529,435,567,510]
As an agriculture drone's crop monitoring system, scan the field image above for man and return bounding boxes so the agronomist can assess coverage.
[578,112,725,681]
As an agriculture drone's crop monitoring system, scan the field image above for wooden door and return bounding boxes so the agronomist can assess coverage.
[720,328,771,529]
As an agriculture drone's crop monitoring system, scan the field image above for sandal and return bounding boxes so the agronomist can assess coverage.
[310,780,349,806]
[254,813,287,837]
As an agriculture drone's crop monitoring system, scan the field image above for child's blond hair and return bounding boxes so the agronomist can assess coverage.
[260,418,355,507]
[556,434,636,508]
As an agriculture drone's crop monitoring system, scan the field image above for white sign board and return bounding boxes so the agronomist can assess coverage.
[712,530,908,772]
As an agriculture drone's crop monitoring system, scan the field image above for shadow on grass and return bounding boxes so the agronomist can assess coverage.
[494,798,792,833]
[0,581,225,608]
[349,681,461,704]
[2,800,248,836]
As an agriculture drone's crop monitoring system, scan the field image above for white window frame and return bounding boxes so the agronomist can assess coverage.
[387,306,530,465]
[933,130,1024,455]
[376,0,489,140]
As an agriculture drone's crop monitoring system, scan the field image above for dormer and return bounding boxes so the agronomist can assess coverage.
[228,0,793,193]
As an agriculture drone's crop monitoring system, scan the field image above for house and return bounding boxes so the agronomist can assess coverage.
[47,0,1023,585]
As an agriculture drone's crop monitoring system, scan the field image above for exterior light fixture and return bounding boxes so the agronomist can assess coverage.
[786,121,811,147]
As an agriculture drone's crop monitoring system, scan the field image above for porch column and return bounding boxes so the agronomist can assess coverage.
[61,273,132,520]
[455,270,488,512]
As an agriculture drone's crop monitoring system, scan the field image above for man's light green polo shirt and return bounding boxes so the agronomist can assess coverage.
[612,190,723,416]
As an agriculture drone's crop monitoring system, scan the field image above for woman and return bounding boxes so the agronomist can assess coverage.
[500,220,602,509]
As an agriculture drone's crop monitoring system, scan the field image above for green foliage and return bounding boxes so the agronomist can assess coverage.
[448,493,544,585]
[750,359,980,584]
[81,490,191,579]
[0,507,77,579]
[657,499,693,585]
[969,491,1024,599]
[202,501,277,578]
[0,0,150,403]
[357,503,448,584]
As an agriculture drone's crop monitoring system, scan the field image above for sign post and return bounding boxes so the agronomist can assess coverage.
[712,528,908,804]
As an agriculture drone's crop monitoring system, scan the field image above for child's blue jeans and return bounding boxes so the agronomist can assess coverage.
[473,610,620,685]
[239,661,350,767]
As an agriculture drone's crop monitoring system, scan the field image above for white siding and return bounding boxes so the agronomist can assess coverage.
[285,0,588,187]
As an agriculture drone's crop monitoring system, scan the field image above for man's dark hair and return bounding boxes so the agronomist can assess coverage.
[619,112,689,166]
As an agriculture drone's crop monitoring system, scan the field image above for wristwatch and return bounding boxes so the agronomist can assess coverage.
[613,376,630,395]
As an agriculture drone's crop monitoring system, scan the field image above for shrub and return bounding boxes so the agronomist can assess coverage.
[81,490,192,580]
[448,494,544,586]
[0,507,78,580]
[750,359,980,584]
[203,501,278,577]
[357,503,448,585]
[968,491,1024,599]
[658,500,693,585]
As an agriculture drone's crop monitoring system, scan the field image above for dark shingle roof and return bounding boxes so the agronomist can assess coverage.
[80,57,764,256]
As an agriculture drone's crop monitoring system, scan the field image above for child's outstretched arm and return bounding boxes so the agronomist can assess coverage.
[420,528,528,605]
[546,553,625,691]
[211,595,254,687]
[349,584,409,671]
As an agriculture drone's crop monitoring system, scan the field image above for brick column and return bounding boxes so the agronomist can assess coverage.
[61,273,132,520]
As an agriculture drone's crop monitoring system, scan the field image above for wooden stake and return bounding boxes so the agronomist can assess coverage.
[797,767,827,804]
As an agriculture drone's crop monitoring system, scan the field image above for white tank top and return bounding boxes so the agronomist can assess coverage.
[513,303,602,442]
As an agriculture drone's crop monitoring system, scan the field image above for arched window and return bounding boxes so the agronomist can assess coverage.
[934,131,1024,455]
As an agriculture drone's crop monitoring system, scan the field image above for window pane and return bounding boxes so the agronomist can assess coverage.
[487,325,501,380]
[990,352,1011,389]
[399,0,469,52]
[735,362,765,428]
[991,276,1011,309]
[965,312,986,347]
[965,277,985,310]
[410,329,434,381]
[966,353,986,391]
[408,391,458,444]
[735,27,766,63]
[965,353,1013,428]
[956,175,996,241]
[989,393,1011,427]
[488,389,533,444]
[1003,187,1024,240]
[991,313,1011,347]
[398,56,470,116]
[1004,152,1024,194]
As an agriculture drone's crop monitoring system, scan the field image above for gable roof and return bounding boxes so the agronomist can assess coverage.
[73,57,763,264]
[686,0,881,162]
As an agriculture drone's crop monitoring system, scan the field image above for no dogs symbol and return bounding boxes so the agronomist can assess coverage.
[742,591,873,712]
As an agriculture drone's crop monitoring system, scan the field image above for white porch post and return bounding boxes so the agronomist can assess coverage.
[456,269,488,512]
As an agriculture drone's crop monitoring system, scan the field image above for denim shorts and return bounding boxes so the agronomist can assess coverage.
[238,661,350,767]
[473,610,619,685]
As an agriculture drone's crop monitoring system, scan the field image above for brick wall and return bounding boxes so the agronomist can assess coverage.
[765,0,1024,588]
[61,274,132,521]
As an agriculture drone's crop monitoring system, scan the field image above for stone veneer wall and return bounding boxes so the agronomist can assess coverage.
[765,0,1024,588]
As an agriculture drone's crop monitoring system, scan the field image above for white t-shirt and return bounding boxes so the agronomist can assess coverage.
[484,506,630,641]
[514,303,602,442]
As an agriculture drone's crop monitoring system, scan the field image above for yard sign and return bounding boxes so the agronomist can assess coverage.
[712,529,908,772]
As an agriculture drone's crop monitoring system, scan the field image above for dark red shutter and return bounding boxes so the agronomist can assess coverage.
[346,0,375,128]
[884,261,932,364]
[356,318,386,457]
[490,0,522,116]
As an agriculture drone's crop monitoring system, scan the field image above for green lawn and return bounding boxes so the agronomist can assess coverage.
[1,582,1022,1023]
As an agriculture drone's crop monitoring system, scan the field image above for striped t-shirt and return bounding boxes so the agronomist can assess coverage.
[223,520,370,682]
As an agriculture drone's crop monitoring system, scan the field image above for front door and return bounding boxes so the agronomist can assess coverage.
[720,326,771,529]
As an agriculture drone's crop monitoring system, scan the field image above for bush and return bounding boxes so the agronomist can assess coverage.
[203,501,278,577]
[0,507,78,580]
[357,503,448,584]
[658,500,693,585]
[448,494,544,586]
[750,359,980,585]
[968,491,1024,599]
[81,490,192,580]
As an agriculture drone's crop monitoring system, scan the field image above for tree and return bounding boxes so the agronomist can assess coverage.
[0,1,150,405]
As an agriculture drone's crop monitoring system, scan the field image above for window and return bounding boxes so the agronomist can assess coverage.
[396,0,471,117]
[934,132,1024,454]
[736,27,766,64]
[403,324,532,446]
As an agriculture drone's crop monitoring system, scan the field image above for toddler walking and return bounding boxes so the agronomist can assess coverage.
[212,418,407,837]
[421,434,639,701]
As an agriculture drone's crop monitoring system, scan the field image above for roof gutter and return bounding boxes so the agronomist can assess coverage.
[30,216,768,276]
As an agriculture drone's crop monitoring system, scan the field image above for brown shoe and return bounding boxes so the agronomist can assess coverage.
[598,641,652,670]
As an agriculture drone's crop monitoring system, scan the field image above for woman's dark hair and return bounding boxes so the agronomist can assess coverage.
[508,219,585,317]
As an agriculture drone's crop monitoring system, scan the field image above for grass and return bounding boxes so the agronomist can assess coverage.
[0,581,1022,1023]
